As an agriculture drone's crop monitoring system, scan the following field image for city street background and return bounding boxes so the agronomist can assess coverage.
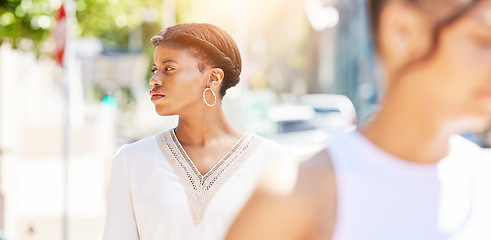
[0,0,490,239]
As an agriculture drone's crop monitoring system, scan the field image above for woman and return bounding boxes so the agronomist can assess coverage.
[227,0,491,239]
[102,23,290,240]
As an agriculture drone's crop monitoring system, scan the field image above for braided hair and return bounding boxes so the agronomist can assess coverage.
[151,23,242,98]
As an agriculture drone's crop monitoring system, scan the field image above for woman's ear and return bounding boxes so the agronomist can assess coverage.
[378,1,432,73]
[209,68,224,87]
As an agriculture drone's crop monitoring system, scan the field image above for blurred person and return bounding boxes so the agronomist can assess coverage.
[102,23,290,240]
[226,0,491,239]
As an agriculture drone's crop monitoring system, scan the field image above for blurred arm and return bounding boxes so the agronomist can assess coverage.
[102,147,140,240]
[226,149,335,240]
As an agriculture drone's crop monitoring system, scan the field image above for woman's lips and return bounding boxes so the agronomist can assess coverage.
[150,89,165,101]
[151,95,164,101]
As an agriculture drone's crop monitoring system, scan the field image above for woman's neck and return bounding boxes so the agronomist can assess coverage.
[360,92,454,164]
[174,105,241,146]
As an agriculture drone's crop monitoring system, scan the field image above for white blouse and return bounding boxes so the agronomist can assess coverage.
[103,128,289,240]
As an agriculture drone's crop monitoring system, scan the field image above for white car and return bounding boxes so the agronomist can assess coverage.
[269,94,357,158]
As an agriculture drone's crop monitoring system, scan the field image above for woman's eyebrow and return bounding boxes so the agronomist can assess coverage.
[161,59,177,64]
[154,60,178,66]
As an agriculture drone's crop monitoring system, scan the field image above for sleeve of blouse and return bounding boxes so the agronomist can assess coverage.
[102,146,140,240]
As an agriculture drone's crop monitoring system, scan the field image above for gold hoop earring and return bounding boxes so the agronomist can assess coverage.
[202,87,216,107]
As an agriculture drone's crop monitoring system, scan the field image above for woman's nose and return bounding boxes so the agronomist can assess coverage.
[149,73,163,87]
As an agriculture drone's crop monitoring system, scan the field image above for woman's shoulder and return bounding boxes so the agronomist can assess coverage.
[448,134,491,171]
[255,135,289,152]
[451,134,486,152]
[243,132,294,162]
[449,134,490,162]
[118,135,158,154]
[114,130,173,160]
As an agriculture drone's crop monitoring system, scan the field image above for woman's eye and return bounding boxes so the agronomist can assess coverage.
[165,67,175,71]
[151,69,158,74]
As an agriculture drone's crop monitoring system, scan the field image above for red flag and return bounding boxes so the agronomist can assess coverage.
[54,4,66,66]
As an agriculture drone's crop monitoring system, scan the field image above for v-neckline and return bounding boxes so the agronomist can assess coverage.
[156,128,263,225]
[170,128,247,178]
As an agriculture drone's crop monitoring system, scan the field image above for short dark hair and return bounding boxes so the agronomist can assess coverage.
[151,23,242,98]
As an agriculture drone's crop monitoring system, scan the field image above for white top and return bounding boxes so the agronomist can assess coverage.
[328,131,491,240]
[103,128,289,240]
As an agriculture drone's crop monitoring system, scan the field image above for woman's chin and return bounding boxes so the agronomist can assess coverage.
[155,108,172,116]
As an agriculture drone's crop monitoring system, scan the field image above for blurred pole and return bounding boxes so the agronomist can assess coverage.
[319,25,337,92]
[129,26,143,52]
[62,0,75,239]
[162,0,176,27]
[0,33,3,232]
[305,0,339,93]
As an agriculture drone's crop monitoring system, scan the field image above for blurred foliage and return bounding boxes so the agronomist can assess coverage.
[0,0,193,56]
[0,0,54,55]
[75,0,161,50]
[0,0,313,96]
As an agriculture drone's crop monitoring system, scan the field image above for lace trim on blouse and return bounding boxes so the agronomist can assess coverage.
[157,129,262,225]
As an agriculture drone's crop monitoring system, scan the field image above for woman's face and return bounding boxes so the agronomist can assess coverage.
[150,45,209,116]
[390,0,491,122]
[429,1,491,120]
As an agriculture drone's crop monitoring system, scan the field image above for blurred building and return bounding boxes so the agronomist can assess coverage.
[0,36,155,239]
[304,0,378,122]
[334,0,378,121]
